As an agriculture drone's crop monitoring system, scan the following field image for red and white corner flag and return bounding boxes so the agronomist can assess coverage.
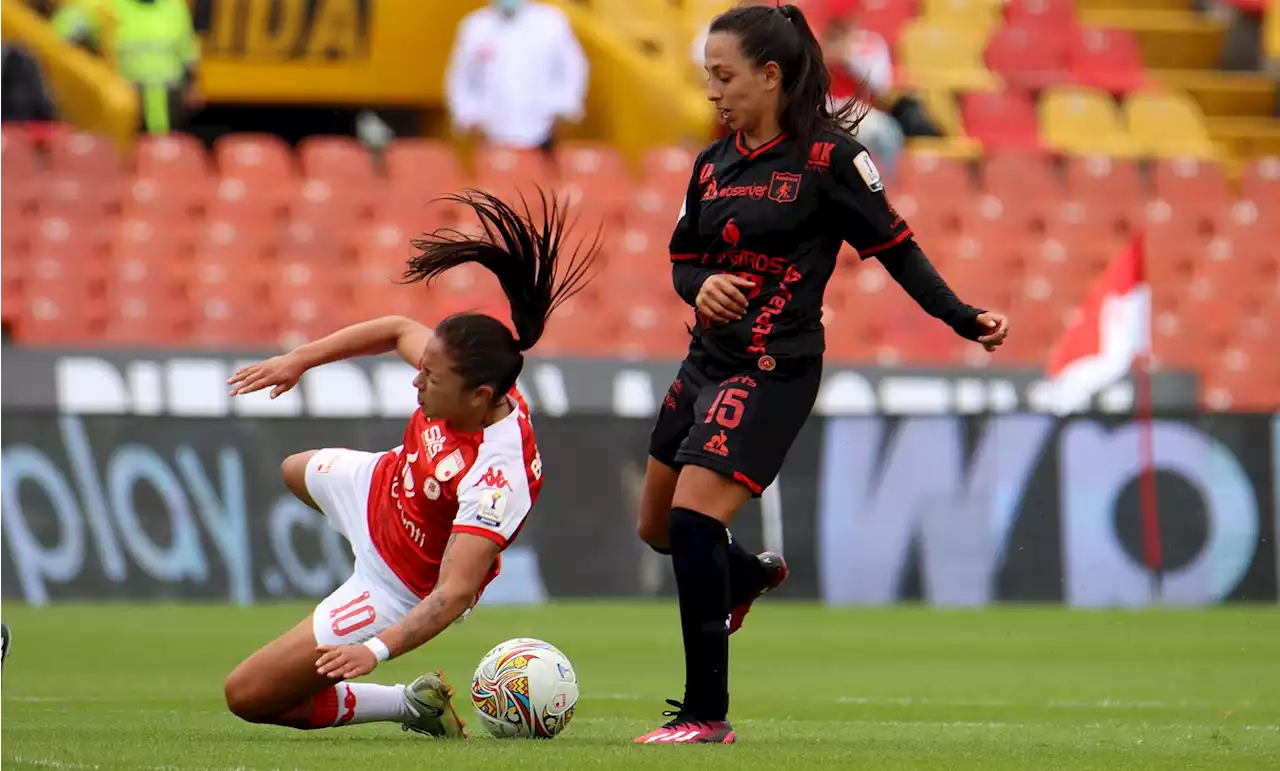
[1045,235,1151,414]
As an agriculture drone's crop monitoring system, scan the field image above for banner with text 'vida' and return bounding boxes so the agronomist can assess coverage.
[1,412,1275,606]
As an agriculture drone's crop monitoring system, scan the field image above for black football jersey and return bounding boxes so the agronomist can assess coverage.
[669,128,912,368]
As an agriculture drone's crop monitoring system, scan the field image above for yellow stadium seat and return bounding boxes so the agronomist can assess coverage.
[1266,2,1280,69]
[920,0,1003,32]
[918,89,965,137]
[1125,90,1218,160]
[1040,86,1137,157]
[899,20,1002,92]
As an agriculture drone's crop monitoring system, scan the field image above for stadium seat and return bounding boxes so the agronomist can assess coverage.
[1040,86,1135,156]
[960,90,1041,152]
[615,299,692,360]
[897,154,974,199]
[984,23,1072,91]
[920,0,1001,32]
[47,130,123,179]
[899,20,1002,91]
[556,141,631,218]
[1068,28,1146,94]
[385,139,464,202]
[858,0,919,50]
[1124,91,1217,159]
[293,177,375,227]
[1064,156,1147,212]
[1150,158,1230,228]
[36,172,121,218]
[135,134,210,180]
[1004,0,1078,31]
[214,133,297,183]
[982,150,1061,203]
[1240,156,1280,208]
[626,186,684,237]
[121,174,209,220]
[474,145,553,191]
[298,136,376,189]
[209,176,289,227]
[17,291,106,344]
[641,146,697,194]
[2,127,41,179]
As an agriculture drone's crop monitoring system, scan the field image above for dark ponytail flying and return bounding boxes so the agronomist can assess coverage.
[400,189,599,396]
[710,3,866,147]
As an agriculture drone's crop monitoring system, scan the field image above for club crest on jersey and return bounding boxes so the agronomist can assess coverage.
[768,171,801,203]
[476,489,507,527]
[424,477,441,501]
[853,151,883,193]
[435,449,465,482]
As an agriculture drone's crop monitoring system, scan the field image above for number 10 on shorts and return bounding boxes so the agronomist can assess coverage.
[330,590,377,637]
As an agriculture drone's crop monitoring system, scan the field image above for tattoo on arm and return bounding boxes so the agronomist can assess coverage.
[380,535,471,658]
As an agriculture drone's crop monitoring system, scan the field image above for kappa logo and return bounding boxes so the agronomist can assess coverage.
[478,466,513,491]
[768,171,801,203]
[808,141,834,169]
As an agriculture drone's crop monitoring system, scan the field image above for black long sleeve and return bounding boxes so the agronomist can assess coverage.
[877,240,986,340]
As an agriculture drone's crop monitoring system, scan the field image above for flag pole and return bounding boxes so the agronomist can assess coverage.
[1133,234,1163,602]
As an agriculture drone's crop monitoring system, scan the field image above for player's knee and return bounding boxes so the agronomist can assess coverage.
[224,668,270,723]
[636,517,667,549]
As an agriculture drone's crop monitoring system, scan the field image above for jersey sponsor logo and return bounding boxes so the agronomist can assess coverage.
[435,449,466,482]
[747,265,804,355]
[475,489,508,527]
[854,151,884,193]
[808,141,834,169]
[699,163,716,184]
[422,425,446,460]
[711,249,789,275]
[716,182,768,200]
[768,171,801,203]
[701,178,719,201]
[478,466,513,491]
[424,476,441,501]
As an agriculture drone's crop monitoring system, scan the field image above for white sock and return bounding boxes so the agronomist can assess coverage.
[333,682,416,725]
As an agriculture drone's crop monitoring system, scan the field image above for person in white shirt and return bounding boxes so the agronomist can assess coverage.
[445,0,589,152]
[824,16,904,182]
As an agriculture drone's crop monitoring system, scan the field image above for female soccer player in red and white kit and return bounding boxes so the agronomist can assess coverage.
[222,192,597,738]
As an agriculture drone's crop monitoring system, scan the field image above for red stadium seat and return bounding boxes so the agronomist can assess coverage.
[35,171,121,218]
[614,299,692,360]
[529,295,609,357]
[101,291,188,346]
[2,126,42,179]
[120,174,209,219]
[641,146,697,195]
[277,216,359,266]
[1240,156,1280,208]
[897,154,973,201]
[1004,0,1078,31]
[293,177,375,228]
[135,133,210,180]
[385,139,464,202]
[982,151,1061,205]
[16,291,106,344]
[29,213,112,259]
[984,24,1071,91]
[961,90,1042,152]
[208,176,289,227]
[556,141,632,220]
[298,135,376,188]
[1063,156,1147,230]
[474,145,553,190]
[47,131,123,178]
[215,133,297,182]
[1068,28,1146,94]
[1152,158,1230,211]
[857,0,918,53]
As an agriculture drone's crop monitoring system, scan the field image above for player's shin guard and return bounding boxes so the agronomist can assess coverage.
[668,506,731,722]
[726,531,768,605]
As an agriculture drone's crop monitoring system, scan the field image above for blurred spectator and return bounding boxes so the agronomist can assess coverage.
[1,44,56,123]
[52,0,200,135]
[823,16,906,181]
[445,0,588,152]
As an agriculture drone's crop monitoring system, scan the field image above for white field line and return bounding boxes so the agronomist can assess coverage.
[6,759,295,771]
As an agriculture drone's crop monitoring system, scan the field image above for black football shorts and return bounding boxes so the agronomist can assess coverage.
[648,346,821,497]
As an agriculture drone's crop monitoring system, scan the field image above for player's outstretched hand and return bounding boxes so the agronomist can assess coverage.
[696,274,755,324]
[316,644,378,680]
[227,353,307,398]
[976,311,1010,352]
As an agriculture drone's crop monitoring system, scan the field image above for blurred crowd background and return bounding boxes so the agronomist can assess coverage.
[2,0,1277,408]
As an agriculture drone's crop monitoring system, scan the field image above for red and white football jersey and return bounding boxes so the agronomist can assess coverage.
[367,388,542,599]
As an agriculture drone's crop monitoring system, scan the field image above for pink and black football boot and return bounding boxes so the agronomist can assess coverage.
[634,700,736,744]
[728,551,788,635]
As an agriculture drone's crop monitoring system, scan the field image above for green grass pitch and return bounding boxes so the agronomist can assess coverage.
[2,602,1278,770]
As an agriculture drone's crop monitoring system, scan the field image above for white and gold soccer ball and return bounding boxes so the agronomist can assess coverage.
[470,637,579,739]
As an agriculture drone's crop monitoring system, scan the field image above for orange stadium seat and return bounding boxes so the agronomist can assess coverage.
[120,174,208,219]
[385,139,464,202]
[984,24,1071,91]
[641,146,697,195]
[298,136,376,189]
[474,145,553,191]
[1240,156,1280,208]
[208,176,289,227]
[17,291,106,344]
[1068,28,1146,94]
[36,171,121,218]
[47,130,123,179]
[135,133,210,180]
[961,90,1041,152]
[627,186,685,237]
[293,177,375,228]
[615,298,692,360]
[897,154,974,200]
[215,133,297,187]
[277,216,358,266]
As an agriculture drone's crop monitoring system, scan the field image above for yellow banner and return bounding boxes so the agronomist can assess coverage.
[194,0,484,105]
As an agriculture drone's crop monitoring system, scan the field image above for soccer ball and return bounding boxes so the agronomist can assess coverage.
[470,637,579,739]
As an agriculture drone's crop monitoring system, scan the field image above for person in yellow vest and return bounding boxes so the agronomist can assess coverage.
[53,0,200,134]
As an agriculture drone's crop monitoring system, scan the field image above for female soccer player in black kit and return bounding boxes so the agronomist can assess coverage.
[632,5,1010,745]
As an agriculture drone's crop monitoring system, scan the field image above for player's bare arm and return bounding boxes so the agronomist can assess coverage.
[314,533,501,680]
[227,316,433,397]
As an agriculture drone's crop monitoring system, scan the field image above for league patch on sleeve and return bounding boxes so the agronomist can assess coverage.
[853,151,884,193]
[475,489,508,527]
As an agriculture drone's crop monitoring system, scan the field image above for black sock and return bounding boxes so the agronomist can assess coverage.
[647,543,671,555]
[668,507,731,722]
[726,532,768,605]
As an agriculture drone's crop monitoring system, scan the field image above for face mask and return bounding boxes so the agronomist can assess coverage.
[495,0,523,15]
